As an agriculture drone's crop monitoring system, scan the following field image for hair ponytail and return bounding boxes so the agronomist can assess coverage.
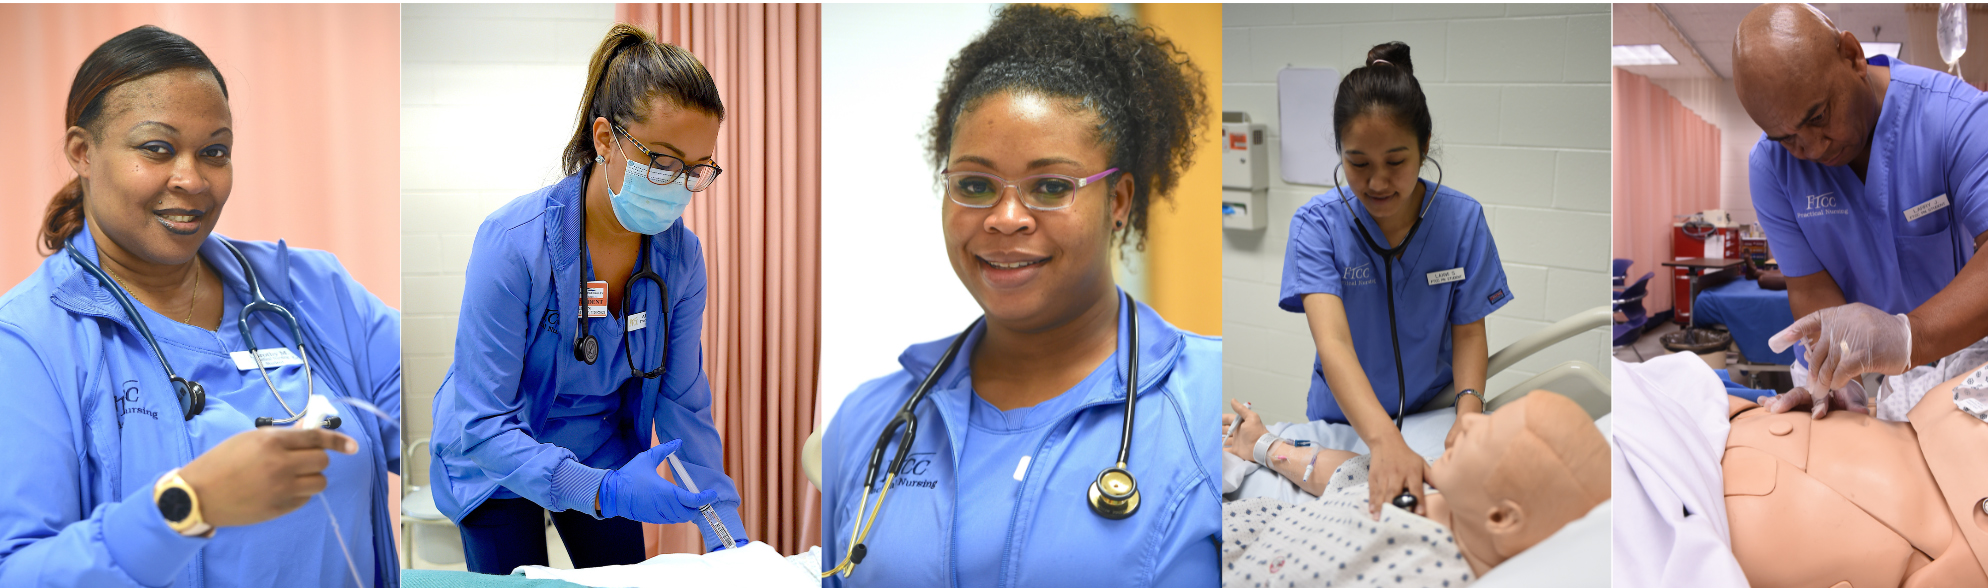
[561,24,724,177]
[1332,41,1433,155]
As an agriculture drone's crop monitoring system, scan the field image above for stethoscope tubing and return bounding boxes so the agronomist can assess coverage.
[1331,158,1443,429]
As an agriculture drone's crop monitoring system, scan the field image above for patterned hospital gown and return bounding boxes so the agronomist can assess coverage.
[1221,456,1474,588]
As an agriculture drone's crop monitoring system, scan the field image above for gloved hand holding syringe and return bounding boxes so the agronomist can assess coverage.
[598,439,740,550]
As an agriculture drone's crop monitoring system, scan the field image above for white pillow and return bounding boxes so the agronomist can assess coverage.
[1469,500,1612,588]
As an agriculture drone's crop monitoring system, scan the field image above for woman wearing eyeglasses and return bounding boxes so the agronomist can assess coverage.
[819,6,1219,587]
[427,25,746,574]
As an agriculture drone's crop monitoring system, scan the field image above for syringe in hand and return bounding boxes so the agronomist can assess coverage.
[665,452,737,550]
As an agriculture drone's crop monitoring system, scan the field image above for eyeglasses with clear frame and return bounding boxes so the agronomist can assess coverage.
[939,168,1119,211]
[610,121,724,192]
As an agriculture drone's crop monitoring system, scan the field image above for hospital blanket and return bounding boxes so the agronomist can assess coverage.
[511,541,818,588]
[1692,278,1795,364]
[1610,355,1749,588]
[1223,410,1455,503]
[1222,487,1471,588]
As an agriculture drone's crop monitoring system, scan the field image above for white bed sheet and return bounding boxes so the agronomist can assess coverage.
[511,542,819,588]
[1610,354,1749,588]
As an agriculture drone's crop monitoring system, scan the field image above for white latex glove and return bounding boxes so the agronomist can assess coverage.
[1761,377,1869,418]
[1769,303,1912,408]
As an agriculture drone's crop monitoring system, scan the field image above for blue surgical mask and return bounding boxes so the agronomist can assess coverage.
[604,144,694,235]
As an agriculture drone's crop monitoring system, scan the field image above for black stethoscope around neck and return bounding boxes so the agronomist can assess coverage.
[67,241,335,429]
[822,290,1144,579]
[1331,157,1443,510]
[570,186,670,380]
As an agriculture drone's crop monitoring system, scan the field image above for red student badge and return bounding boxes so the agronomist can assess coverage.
[585,281,609,318]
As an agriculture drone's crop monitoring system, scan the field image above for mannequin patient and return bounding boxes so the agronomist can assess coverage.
[1222,392,1609,586]
[1722,363,1988,588]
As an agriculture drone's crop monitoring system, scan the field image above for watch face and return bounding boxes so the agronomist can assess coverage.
[158,487,193,522]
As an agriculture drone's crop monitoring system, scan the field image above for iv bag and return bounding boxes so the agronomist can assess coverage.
[1938,3,1968,68]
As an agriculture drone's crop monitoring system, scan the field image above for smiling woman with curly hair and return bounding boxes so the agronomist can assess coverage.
[819,5,1219,587]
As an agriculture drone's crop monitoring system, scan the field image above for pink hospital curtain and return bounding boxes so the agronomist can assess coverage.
[1611,68,1720,315]
[616,3,822,557]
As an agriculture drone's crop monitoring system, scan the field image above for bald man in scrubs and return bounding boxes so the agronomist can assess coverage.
[1733,3,1988,421]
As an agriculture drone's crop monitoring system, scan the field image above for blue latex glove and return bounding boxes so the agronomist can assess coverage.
[599,439,719,524]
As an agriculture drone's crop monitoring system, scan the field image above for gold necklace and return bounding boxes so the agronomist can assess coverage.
[104,260,200,325]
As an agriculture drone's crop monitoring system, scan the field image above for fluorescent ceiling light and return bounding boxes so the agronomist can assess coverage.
[1862,42,1902,61]
[1613,44,1678,66]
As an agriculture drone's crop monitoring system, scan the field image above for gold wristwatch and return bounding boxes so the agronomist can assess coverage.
[153,469,213,537]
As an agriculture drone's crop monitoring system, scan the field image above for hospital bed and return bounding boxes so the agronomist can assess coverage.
[1232,305,1614,451]
[1221,306,1615,587]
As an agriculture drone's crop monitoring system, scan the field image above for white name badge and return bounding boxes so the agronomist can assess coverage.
[1013,455,1031,481]
[1427,267,1466,286]
[1904,194,1950,223]
[231,348,303,371]
[627,311,647,332]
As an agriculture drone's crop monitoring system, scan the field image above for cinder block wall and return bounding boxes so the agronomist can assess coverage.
[401,3,615,485]
[1221,4,1613,423]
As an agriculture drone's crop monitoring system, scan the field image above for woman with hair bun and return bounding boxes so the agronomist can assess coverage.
[1225,42,1513,520]
[819,5,1219,587]
[0,25,401,587]
[427,23,748,573]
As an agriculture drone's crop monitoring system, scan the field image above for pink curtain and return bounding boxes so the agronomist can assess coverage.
[616,4,822,557]
[1612,68,1721,315]
[0,4,401,308]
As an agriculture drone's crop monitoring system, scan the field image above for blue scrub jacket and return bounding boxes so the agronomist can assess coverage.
[0,228,401,587]
[821,297,1222,588]
[1750,57,1988,318]
[428,171,745,550]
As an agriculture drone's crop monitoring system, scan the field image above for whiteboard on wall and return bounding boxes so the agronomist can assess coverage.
[1277,67,1340,187]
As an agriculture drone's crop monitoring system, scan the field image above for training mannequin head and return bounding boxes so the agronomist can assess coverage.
[1428,392,1610,572]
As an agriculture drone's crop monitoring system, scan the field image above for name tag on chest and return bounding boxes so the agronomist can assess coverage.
[1426,267,1466,286]
[627,312,647,332]
[231,347,303,371]
[584,281,609,318]
[1903,194,1950,223]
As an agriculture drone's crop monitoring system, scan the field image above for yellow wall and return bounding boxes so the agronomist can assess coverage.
[1030,3,1223,337]
[1135,3,1222,337]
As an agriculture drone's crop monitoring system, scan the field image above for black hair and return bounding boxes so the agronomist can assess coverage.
[927,4,1206,251]
[43,25,228,255]
[1332,41,1433,155]
[562,23,724,176]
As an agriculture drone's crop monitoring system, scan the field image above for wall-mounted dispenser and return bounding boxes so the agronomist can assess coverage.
[1223,111,1267,231]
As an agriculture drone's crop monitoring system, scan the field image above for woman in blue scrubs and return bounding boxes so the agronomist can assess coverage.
[0,26,401,587]
[819,6,1219,587]
[427,24,746,574]
[1273,42,1511,517]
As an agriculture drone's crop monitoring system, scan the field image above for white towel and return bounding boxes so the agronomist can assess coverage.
[512,541,817,588]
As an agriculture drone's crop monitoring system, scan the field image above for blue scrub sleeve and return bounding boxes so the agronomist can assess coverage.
[1280,202,1346,312]
[450,221,590,513]
[333,264,403,477]
[0,327,207,587]
[1447,206,1513,325]
[645,237,749,550]
[1949,91,1988,243]
[1749,143,1824,278]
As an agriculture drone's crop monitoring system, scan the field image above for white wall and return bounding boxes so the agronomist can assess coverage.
[400,3,615,481]
[817,4,997,430]
[1222,4,1614,423]
[1651,77,1767,224]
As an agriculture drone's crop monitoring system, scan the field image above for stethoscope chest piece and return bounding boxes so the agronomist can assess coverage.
[1391,490,1418,511]
[575,333,599,364]
[172,377,204,421]
[1087,466,1140,519]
